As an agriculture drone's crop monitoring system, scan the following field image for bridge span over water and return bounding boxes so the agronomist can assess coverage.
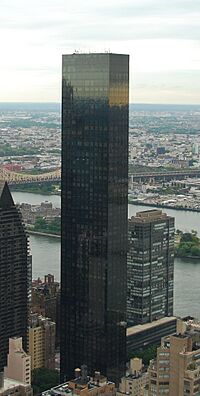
[1,166,200,186]
[0,167,61,185]
[130,169,200,183]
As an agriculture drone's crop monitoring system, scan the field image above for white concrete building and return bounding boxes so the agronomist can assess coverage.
[4,338,31,385]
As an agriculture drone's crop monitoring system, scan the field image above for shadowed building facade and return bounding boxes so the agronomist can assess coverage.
[0,182,30,372]
[61,53,129,383]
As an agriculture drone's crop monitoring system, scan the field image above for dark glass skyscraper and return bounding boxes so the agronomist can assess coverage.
[0,182,30,372]
[61,53,129,383]
[127,210,174,327]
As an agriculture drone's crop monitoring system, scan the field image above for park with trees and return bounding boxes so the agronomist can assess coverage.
[175,230,200,258]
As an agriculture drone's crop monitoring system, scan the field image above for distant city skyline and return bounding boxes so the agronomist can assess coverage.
[0,0,199,104]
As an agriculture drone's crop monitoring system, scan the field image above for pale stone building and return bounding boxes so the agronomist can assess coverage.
[117,358,148,396]
[4,337,31,385]
[148,321,200,395]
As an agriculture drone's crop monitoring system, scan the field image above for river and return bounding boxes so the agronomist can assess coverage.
[12,192,200,318]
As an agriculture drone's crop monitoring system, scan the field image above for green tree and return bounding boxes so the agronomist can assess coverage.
[32,368,59,395]
[191,246,200,257]
[191,229,198,236]
[177,242,194,257]
[180,232,199,245]
[0,143,39,156]
[180,233,194,243]
[177,245,188,257]
[127,345,157,365]
[48,218,61,234]
[34,217,47,231]
[176,230,200,258]
[33,216,61,235]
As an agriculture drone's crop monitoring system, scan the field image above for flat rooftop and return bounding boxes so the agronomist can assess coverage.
[42,379,114,396]
[129,209,173,223]
[127,316,177,337]
[0,378,29,391]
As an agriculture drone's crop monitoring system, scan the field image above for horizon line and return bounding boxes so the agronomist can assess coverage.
[0,102,199,106]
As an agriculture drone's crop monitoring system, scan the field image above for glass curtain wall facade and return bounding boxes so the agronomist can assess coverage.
[61,53,129,384]
[0,182,30,372]
[127,210,174,327]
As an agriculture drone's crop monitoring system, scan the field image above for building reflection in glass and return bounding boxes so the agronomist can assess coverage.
[61,53,129,384]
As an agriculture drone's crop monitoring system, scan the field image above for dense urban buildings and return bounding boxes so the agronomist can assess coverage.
[0,104,60,172]
[19,202,60,225]
[61,53,129,383]
[0,182,30,372]
[148,320,200,395]
[42,367,115,396]
[28,313,56,370]
[117,358,148,396]
[127,210,174,326]
[31,274,60,346]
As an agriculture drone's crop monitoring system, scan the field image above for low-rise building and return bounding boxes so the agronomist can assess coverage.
[4,337,31,385]
[117,358,148,396]
[42,366,115,396]
[19,202,60,225]
[0,376,32,396]
[126,316,177,357]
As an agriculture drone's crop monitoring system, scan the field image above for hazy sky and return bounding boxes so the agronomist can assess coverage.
[0,0,199,103]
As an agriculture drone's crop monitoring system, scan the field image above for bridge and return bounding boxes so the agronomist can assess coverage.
[1,166,200,186]
[129,169,200,183]
[0,167,61,185]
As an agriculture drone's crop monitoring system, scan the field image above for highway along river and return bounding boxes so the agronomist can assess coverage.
[12,192,200,319]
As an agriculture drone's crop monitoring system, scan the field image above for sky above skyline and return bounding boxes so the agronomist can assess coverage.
[0,0,199,103]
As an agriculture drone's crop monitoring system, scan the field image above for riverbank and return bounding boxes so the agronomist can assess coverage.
[129,200,200,213]
[27,229,61,238]
[28,230,200,260]
[10,184,61,196]
[11,190,200,317]
[11,188,61,196]
[175,254,200,261]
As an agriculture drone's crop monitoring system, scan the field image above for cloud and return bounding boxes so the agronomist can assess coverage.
[95,0,200,17]
[0,0,199,41]
[0,0,199,102]
[134,71,200,104]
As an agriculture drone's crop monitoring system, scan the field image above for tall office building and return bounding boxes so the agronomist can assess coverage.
[127,210,174,326]
[61,53,129,383]
[0,182,30,372]
[28,313,56,370]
